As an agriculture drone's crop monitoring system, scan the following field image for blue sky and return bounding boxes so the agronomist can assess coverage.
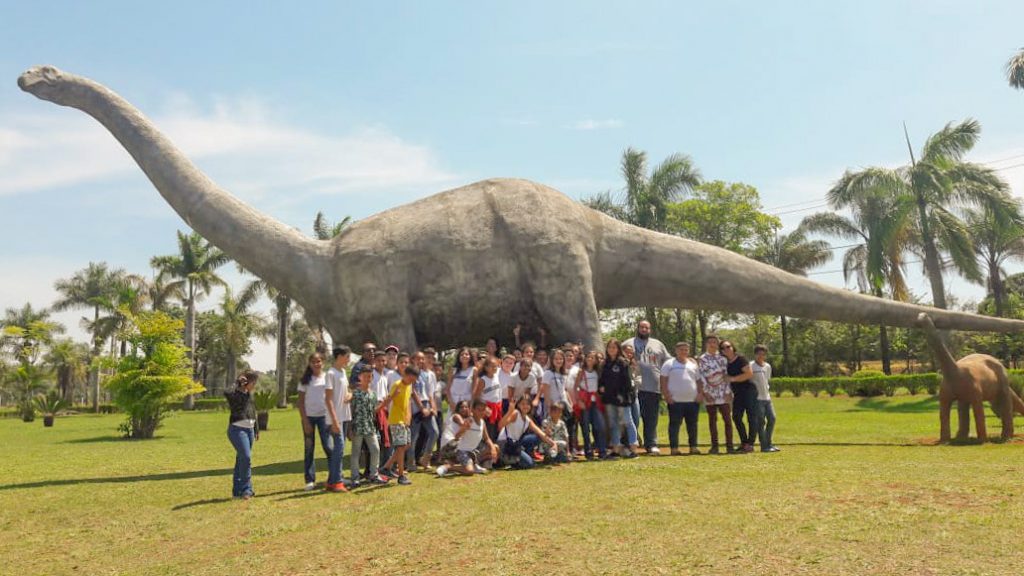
[3,1,1024,368]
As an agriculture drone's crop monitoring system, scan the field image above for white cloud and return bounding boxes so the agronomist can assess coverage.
[569,118,624,131]
[0,95,459,198]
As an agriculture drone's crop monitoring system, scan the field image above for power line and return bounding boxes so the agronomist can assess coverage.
[807,258,924,276]
[769,202,831,216]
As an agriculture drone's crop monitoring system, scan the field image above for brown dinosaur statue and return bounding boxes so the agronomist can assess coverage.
[917,312,1024,442]
[17,65,1024,351]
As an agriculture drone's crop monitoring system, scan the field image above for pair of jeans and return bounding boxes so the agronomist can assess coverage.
[303,415,343,485]
[606,405,638,448]
[579,403,606,457]
[731,383,758,446]
[706,404,734,449]
[753,399,776,449]
[227,425,255,497]
[350,432,380,481]
[503,433,541,468]
[630,398,641,429]
[667,402,700,449]
[407,412,438,467]
[637,391,661,450]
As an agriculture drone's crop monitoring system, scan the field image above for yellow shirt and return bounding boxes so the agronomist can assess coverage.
[387,380,413,425]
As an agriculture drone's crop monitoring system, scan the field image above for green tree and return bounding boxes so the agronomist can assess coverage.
[45,339,90,403]
[801,187,915,374]
[750,226,832,376]
[664,180,780,343]
[1006,48,1024,90]
[95,274,150,358]
[309,211,353,352]
[242,275,292,408]
[105,311,204,439]
[4,364,50,422]
[206,287,269,392]
[53,262,123,411]
[964,205,1024,319]
[1,304,64,367]
[150,231,230,409]
[147,273,185,314]
[829,120,1019,311]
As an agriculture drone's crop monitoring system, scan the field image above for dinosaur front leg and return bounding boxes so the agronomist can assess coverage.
[529,254,602,350]
[956,400,970,442]
[972,401,988,442]
[1000,387,1015,440]
[938,394,952,443]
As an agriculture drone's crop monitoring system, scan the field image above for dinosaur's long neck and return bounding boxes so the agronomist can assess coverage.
[921,321,961,385]
[37,74,328,310]
[592,215,1024,334]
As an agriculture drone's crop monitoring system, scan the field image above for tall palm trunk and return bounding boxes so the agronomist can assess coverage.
[226,353,237,394]
[275,295,290,408]
[645,306,658,333]
[90,305,100,412]
[872,286,892,375]
[779,314,789,377]
[917,199,948,310]
[183,284,196,410]
[989,258,1007,318]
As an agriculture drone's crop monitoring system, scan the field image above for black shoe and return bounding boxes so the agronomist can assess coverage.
[709,445,721,455]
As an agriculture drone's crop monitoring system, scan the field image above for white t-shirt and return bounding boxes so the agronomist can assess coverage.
[450,367,475,403]
[751,361,772,401]
[479,374,503,403]
[441,416,461,445]
[370,369,390,401]
[325,366,350,424]
[457,417,485,451]
[387,369,402,387]
[298,372,328,418]
[515,361,545,383]
[497,369,514,400]
[566,365,580,394]
[499,411,531,442]
[542,369,569,406]
[412,369,437,415]
[577,369,598,393]
[660,358,699,403]
[509,371,538,401]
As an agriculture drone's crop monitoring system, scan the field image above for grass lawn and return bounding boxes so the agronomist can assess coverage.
[2,395,1023,576]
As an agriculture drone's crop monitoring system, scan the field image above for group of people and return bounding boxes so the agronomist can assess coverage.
[223,320,779,498]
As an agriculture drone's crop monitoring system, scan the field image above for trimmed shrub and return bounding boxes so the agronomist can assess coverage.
[773,373,940,398]
[190,398,227,411]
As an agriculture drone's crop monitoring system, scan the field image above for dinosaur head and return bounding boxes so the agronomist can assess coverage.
[916,312,937,331]
[17,65,70,103]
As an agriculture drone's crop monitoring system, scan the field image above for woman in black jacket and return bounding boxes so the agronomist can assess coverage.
[225,370,259,499]
[599,339,639,459]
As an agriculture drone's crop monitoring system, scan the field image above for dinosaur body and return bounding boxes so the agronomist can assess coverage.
[18,65,1024,352]
[917,313,1024,441]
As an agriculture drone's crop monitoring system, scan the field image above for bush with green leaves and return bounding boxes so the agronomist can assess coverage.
[34,390,69,416]
[773,373,940,398]
[253,390,279,412]
[105,312,204,439]
[3,364,49,422]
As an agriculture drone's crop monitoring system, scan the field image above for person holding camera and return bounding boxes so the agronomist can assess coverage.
[224,370,259,500]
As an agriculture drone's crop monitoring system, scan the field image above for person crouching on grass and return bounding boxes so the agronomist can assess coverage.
[380,365,418,486]
[437,399,499,476]
[225,370,259,500]
[541,402,571,463]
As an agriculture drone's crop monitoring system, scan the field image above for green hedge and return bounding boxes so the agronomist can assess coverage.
[189,398,228,411]
[772,373,941,398]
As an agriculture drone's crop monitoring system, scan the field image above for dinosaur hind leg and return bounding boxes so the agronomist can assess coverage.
[1012,389,1024,417]
[1000,387,1016,440]
[972,400,988,442]
[956,400,971,442]
[939,394,953,443]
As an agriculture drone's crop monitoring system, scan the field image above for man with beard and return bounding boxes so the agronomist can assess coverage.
[622,320,669,455]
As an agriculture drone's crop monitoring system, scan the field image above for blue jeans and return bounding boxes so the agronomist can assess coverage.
[637,391,661,450]
[606,405,638,448]
[580,403,606,457]
[753,399,777,449]
[227,425,255,497]
[303,415,343,485]
[407,412,439,467]
[503,433,541,468]
[630,398,641,429]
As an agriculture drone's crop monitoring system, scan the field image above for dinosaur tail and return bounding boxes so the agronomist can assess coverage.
[1013,389,1024,417]
[592,215,1024,333]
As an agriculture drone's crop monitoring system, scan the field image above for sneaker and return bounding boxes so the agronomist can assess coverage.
[689,447,702,455]
[380,468,396,479]
[763,446,781,453]
[397,474,412,486]
[325,482,348,493]
[605,452,620,460]
[474,466,488,475]
[647,446,661,456]
[481,460,493,470]
[241,494,252,501]
[624,451,639,459]
[370,474,390,485]
[726,446,743,455]
[670,449,684,456]
[742,444,754,453]
[435,465,449,477]
[349,478,363,488]
[304,482,316,491]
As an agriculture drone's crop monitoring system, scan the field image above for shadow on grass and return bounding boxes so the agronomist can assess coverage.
[172,488,303,510]
[0,459,306,491]
[847,397,939,413]
[61,435,130,444]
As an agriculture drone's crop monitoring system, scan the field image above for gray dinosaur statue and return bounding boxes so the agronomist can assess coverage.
[17,65,1024,351]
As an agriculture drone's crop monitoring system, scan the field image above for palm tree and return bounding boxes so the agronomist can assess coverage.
[964,205,1024,318]
[751,227,832,376]
[147,272,185,314]
[45,339,89,403]
[802,189,915,374]
[829,120,1019,311]
[1006,48,1024,90]
[242,274,292,408]
[207,286,270,391]
[1,304,65,366]
[150,230,230,408]
[309,212,353,352]
[53,262,123,411]
[94,274,149,358]
[585,147,702,327]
